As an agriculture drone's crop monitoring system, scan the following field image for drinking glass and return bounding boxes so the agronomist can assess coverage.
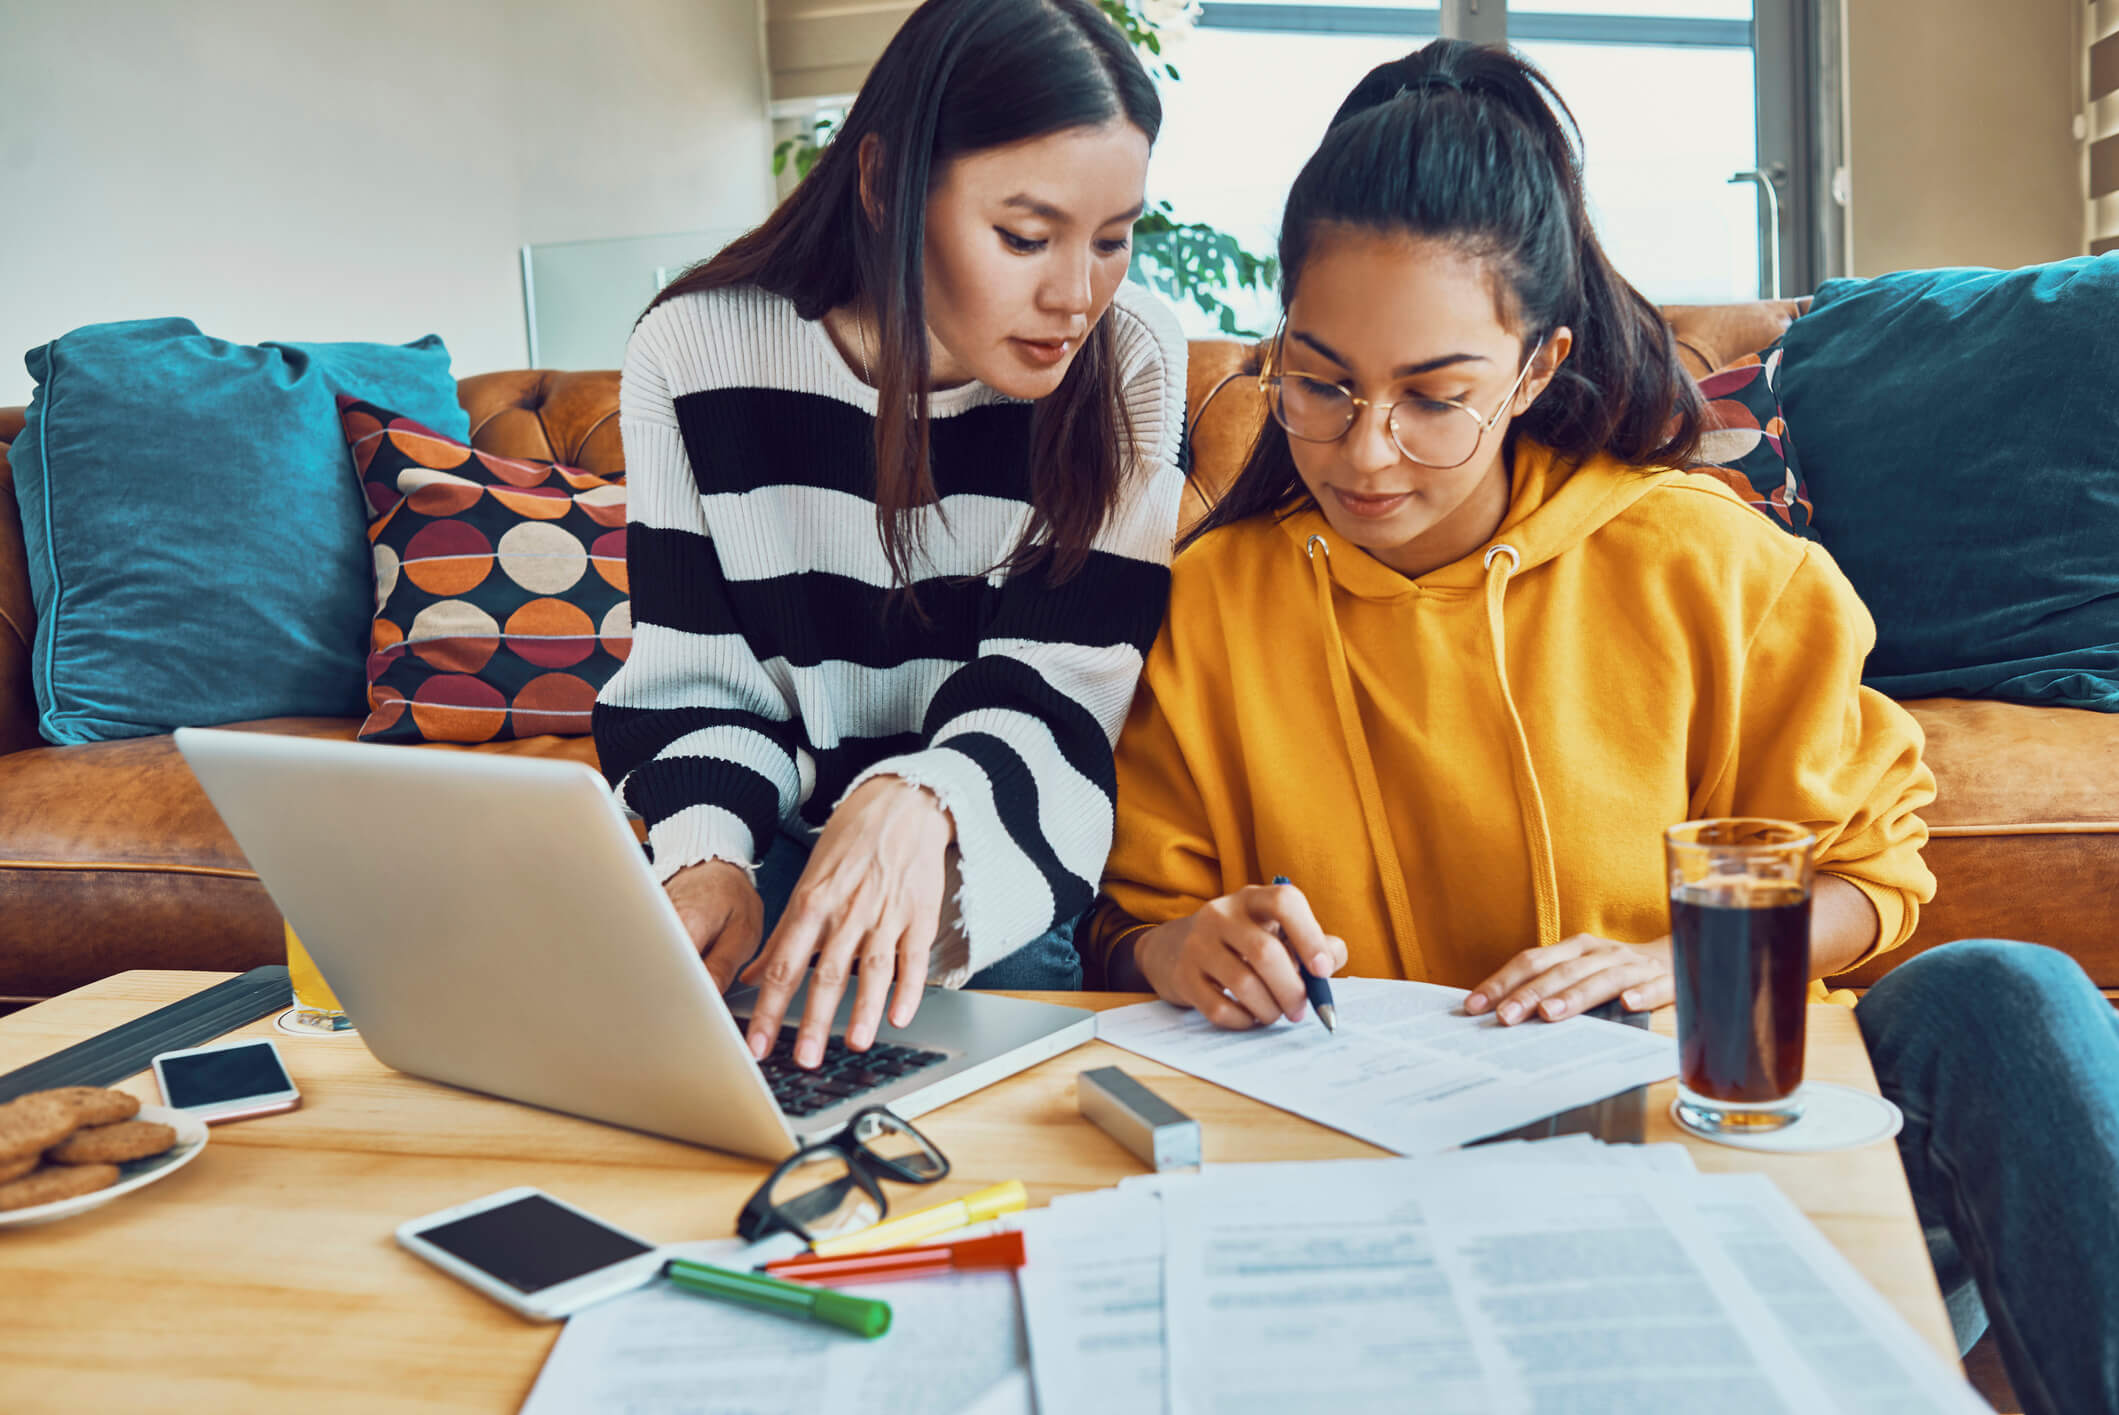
[1665,818,1815,1134]
[282,920,354,1034]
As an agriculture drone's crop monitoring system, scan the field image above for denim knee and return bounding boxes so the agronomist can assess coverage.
[1861,938,2094,1042]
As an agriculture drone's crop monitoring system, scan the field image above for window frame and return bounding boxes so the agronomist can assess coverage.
[1194,0,1846,297]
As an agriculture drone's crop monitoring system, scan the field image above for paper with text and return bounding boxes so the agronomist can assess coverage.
[519,1253,1025,1415]
[1097,977,1676,1154]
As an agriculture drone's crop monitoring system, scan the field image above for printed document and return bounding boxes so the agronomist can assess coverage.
[520,1240,1027,1415]
[1096,977,1676,1154]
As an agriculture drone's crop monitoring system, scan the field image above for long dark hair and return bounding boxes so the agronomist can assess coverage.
[651,0,1160,586]
[1185,40,1703,550]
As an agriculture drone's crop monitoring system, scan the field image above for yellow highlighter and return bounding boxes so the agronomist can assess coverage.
[807,1180,1028,1258]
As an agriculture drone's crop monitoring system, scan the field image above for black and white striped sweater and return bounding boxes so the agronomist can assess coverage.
[592,280,1187,982]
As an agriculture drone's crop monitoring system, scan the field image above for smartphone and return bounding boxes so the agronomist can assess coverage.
[151,1037,302,1123]
[395,1187,665,1321]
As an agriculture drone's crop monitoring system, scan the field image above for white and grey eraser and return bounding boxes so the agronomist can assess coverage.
[1077,1065,1201,1171]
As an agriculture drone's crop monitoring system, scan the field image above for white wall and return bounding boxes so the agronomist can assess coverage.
[0,0,773,406]
[1845,0,2082,276]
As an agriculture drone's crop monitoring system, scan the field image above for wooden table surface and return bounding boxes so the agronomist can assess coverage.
[0,971,1958,1412]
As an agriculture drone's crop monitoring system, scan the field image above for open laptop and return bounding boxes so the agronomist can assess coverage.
[174,727,1095,1161]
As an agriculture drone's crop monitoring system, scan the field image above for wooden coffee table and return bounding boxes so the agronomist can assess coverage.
[0,971,1958,1412]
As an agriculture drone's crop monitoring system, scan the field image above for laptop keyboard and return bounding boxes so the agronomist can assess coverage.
[754,1027,949,1117]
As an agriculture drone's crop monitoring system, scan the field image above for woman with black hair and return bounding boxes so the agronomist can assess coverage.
[1093,41,2119,1413]
[594,0,1186,1070]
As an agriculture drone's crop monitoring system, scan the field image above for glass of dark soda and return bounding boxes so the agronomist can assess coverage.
[1665,818,1816,1135]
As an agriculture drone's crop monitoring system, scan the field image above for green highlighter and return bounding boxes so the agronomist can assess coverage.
[661,1257,893,1339]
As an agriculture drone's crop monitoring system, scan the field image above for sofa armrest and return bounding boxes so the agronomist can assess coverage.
[0,411,42,758]
[1663,298,1812,377]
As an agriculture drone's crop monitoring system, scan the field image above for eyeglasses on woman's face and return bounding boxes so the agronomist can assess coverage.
[1259,318,1548,470]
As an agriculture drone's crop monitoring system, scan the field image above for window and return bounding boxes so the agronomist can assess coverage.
[1152,1,1792,336]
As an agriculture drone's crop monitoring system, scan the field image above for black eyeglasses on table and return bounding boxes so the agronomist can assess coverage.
[735,1106,950,1245]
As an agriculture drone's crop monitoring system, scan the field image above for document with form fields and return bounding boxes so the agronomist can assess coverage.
[1095,977,1678,1154]
[1017,1143,1988,1415]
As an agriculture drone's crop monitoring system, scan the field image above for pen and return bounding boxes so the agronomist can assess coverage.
[1273,875,1337,1032]
[806,1180,1028,1258]
[661,1257,892,1338]
[762,1231,1027,1285]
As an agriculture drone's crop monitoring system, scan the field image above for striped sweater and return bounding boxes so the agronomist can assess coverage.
[592,279,1188,983]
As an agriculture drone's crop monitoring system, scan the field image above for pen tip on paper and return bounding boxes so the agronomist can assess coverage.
[1317,1005,1337,1033]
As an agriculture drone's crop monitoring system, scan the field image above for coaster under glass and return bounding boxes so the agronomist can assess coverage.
[1672,1082,1903,1153]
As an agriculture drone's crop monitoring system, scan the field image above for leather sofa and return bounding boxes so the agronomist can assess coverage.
[3,306,2114,1005]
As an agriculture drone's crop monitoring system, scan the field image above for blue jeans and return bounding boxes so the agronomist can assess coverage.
[752,830,1084,991]
[1856,939,2119,1415]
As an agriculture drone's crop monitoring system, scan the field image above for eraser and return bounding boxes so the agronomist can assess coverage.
[1077,1065,1201,1172]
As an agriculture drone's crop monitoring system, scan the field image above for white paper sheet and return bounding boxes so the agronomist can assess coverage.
[1684,1173,1989,1414]
[1096,977,1677,1155]
[1417,1167,1836,1414]
[1018,1189,1171,1415]
[519,1243,1026,1415]
[1158,1160,1867,1415]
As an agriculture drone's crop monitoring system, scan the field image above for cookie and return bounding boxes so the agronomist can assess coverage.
[0,1094,81,1163]
[47,1120,177,1166]
[0,1152,39,1183]
[33,1086,141,1128]
[0,1162,120,1211]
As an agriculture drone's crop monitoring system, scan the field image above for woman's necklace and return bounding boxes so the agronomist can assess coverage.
[851,316,874,387]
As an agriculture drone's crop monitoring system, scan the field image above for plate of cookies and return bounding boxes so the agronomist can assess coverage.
[0,1087,207,1228]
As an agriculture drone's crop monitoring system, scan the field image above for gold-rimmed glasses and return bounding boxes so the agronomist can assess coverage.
[1259,317,1547,470]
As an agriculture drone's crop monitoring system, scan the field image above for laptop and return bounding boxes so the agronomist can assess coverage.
[174,727,1095,1161]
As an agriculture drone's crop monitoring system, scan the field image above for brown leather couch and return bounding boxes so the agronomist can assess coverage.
[3,307,2114,1005]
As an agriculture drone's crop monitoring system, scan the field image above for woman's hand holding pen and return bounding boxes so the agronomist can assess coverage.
[1464,935,1674,1025]
[738,776,955,1068]
[1135,883,1348,1030]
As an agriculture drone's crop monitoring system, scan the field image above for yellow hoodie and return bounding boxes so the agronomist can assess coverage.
[1094,441,1936,996]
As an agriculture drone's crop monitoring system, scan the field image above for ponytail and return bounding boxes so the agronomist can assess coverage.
[1186,40,1700,550]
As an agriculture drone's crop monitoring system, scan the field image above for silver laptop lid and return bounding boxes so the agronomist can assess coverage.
[174,727,800,1161]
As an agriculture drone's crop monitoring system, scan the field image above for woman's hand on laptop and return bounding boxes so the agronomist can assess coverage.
[737,777,955,1069]
[664,861,765,993]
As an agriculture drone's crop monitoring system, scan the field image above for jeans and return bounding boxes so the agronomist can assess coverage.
[1856,938,2119,1415]
[752,830,1085,991]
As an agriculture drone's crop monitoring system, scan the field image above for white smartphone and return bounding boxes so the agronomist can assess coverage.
[395,1187,665,1321]
[151,1037,302,1123]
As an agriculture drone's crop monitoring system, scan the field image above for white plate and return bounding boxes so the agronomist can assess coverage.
[0,1104,210,1229]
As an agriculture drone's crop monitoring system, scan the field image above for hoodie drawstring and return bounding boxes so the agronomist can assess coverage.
[1306,536,1427,979]
[1481,544,1564,949]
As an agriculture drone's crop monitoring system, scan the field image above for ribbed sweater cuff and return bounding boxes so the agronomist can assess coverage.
[842,747,1054,985]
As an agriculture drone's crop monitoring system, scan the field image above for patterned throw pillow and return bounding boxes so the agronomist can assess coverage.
[339,396,629,743]
[1683,341,1816,539]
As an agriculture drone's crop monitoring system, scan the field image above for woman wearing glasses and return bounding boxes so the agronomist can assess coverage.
[595,0,1185,1071]
[1091,40,1934,1021]
[1092,42,2119,1413]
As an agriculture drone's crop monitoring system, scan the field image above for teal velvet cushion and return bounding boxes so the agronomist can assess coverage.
[1779,259,2119,710]
[13,317,473,742]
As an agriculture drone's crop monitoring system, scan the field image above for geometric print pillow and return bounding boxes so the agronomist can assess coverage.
[1682,340,1817,539]
[337,395,629,743]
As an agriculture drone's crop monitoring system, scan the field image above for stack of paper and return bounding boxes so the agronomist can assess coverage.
[1016,1139,1987,1415]
[520,1233,1034,1415]
[1095,977,1680,1154]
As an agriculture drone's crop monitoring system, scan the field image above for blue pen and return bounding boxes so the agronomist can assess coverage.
[1272,875,1337,1033]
